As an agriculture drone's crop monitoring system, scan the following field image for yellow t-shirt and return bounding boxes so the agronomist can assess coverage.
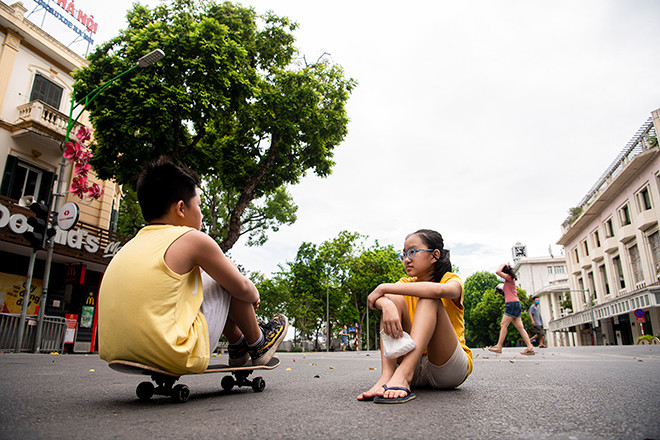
[98,225,209,374]
[400,272,473,376]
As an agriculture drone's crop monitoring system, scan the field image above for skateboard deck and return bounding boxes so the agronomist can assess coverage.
[108,357,279,403]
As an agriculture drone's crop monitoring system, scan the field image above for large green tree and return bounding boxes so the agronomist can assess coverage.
[74,0,355,250]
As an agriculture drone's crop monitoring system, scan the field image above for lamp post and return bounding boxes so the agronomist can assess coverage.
[31,49,165,353]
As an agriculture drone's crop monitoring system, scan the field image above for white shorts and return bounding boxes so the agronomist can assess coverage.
[199,270,231,351]
[411,341,470,389]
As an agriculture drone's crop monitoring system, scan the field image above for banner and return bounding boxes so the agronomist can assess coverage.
[0,272,43,315]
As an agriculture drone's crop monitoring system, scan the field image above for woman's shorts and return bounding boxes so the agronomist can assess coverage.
[504,301,522,318]
[411,341,470,389]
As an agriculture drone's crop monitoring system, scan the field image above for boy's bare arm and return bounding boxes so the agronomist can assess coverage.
[167,230,259,304]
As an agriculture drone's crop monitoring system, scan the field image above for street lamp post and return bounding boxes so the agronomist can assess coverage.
[31,49,165,353]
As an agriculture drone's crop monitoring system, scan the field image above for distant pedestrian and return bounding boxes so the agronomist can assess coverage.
[341,325,348,351]
[528,296,546,348]
[357,229,473,404]
[488,264,535,355]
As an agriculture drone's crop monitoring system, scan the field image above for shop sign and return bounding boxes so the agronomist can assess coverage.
[0,203,123,259]
[0,272,42,315]
[64,313,78,344]
[33,0,99,45]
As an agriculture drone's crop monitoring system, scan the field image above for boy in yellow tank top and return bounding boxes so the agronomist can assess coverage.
[98,158,288,374]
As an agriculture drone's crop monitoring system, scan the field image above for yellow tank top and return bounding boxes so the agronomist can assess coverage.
[98,225,209,374]
[400,272,473,376]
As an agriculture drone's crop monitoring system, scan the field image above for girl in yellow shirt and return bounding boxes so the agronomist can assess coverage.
[357,229,472,403]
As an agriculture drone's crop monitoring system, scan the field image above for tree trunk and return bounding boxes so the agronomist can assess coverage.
[219,133,280,252]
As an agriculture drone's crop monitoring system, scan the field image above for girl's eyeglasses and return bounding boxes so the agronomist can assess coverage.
[398,248,434,261]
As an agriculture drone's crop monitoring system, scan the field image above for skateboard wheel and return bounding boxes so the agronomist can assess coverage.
[172,384,190,403]
[136,381,154,401]
[221,375,235,391]
[252,377,265,392]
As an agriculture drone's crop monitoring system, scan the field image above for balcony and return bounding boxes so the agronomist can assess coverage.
[618,224,636,244]
[636,209,658,231]
[603,236,618,253]
[11,100,85,148]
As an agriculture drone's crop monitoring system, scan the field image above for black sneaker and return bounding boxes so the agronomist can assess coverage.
[228,339,249,367]
[249,314,288,365]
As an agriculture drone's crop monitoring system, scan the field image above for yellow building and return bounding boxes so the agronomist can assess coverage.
[0,1,126,352]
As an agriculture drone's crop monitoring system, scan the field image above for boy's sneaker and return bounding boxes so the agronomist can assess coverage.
[228,339,249,367]
[249,314,288,366]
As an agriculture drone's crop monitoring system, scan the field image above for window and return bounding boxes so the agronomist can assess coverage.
[29,74,63,109]
[592,229,601,248]
[0,156,54,204]
[604,218,614,238]
[572,247,580,264]
[627,243,643,284]
[582,240,589,257]
[577,277,585,306]
[612,255,626,290]
[648,231,660,279]
[599,264,610,295]
[554,265,566,274]
[587,272,596,302]
[618,203,632,226]
[547,266,553,274]
[636,185,652,212]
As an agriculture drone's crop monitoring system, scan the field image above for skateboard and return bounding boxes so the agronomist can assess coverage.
[108,357,280,403]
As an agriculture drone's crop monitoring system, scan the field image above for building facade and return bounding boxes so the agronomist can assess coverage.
[0,1,126,352]
[554,108,660,346]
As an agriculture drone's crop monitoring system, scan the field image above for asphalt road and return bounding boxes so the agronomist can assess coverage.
[1,346,659,439]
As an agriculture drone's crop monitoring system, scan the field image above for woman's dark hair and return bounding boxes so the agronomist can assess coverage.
[136,157,200,222]
[408,229,452,282]
[502,264,517,280]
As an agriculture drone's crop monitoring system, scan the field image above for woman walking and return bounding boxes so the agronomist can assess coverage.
[488,264,535,355]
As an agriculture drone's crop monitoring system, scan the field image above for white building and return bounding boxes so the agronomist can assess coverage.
[554,108,660,346]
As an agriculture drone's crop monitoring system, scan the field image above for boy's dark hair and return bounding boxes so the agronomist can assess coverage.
[136,157,200,222]
[409,229,452,283]
[502,264,517,280]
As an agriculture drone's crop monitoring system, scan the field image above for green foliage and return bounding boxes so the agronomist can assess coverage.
[200,176,297,248]
[253,231,404,350]
[116,187,145,237]
[74,0,355,251]
[463,271,499,347]
[568,206,583,224]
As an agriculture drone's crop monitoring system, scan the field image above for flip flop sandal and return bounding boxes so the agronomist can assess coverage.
[374,385,416,404]
[521,349,536,355]
[487,346,502,354]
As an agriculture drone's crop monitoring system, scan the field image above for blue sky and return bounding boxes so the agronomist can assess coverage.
[22,0,660,278]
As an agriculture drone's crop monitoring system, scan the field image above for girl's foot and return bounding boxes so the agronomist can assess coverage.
[487,346,502,353]
[357,376,391,401]
[379,372,412,400]
[520,348,536,355]
[357,383,386,401]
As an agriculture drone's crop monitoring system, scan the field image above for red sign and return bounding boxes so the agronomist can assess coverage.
[636,316,646,324]
[64,314,78,344]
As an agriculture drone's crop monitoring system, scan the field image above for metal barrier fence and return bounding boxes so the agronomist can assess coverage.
[0,313,66,353]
